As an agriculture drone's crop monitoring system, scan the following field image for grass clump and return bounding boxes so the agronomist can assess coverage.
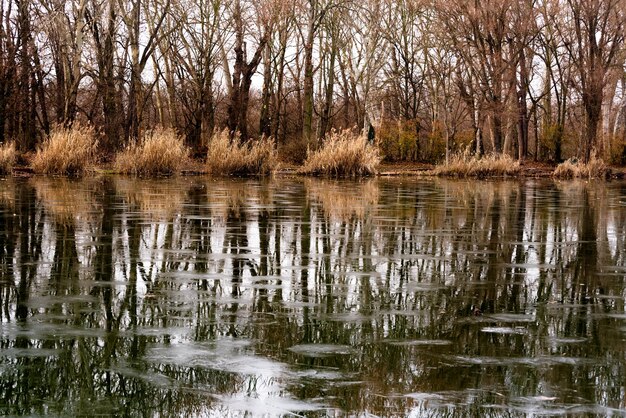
[430,152,520,178]
[206,129,277,176]
[553,156,611,179]
[299,129,381,177]
[115,127,188,176]
[32,123,97,175]
[0,142,16,174]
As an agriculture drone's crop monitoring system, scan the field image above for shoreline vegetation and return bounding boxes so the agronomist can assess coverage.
[5,154,626,180]
[2,125,625,180]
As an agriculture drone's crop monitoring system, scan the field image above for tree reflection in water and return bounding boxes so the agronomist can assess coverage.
[0,177,625,415]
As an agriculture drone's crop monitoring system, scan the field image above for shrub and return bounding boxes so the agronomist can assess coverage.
[430,152,520,178]
[553,156,611,179]
[300,129,381,177]
[424,120,447,162]
[115,127,188,176]
[32,123,98,175]
[0,142,16,174]
[376,118,419,161]
[539,123,562,161]
[206,129,277,176]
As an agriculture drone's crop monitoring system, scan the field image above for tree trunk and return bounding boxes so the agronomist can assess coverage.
[517,47,529,161]
[302,0,316,144]
[271,39,286,141]
[16,0,36,151]
[127,0,141,141]
[584,90,603,163]
[200,72,215,148]
[319,43,336,140]
[259,42,272,137]
[226,0,268,141]
[89,2,123,150]
[491,111,503,154]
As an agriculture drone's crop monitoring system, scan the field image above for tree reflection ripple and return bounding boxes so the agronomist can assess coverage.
[0,177,625,416]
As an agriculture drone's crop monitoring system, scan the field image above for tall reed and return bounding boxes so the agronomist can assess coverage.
[32,123,98,175]
[299,129,381,177]
[430,152,520,178]
[206,129,277,176]
[552,156,611,179]
[115,127,188,176]
[0,142,16,174]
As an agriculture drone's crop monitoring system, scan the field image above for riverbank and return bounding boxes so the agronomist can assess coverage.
[277,161,626,179]
[7,157,626,179]
[378,161,564,178]
[5,127,623,179]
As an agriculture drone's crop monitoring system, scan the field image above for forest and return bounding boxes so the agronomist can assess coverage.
[1,0,626,165]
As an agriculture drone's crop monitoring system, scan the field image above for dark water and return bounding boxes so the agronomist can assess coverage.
[1,176,625,416]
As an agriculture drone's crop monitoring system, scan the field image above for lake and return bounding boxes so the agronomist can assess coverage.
[1,176,625,416]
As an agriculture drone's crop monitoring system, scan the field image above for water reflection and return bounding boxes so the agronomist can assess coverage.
[0,176,625,416]
[306,178,379,220]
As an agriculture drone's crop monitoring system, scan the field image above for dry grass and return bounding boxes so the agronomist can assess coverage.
[206,129,277,176]
[0,142,16,174]
[299,130,381,177]
[115,127,188,176]
[32,124,97,175]
[553,156,612,179]
[429,152,520,178]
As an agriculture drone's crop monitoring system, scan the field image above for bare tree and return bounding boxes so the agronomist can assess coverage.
[39,0,87,125]
[16,0,34,149]
[301,0,343,145]
[0,0,19,143]
[2,0,626,164]
[340,0,384,135]
[120,0,173,141]
[438,0,518,154]
[225,0,274,140]
[558,0,625,162]
[162,0,222,150]
[85,0,124,149]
